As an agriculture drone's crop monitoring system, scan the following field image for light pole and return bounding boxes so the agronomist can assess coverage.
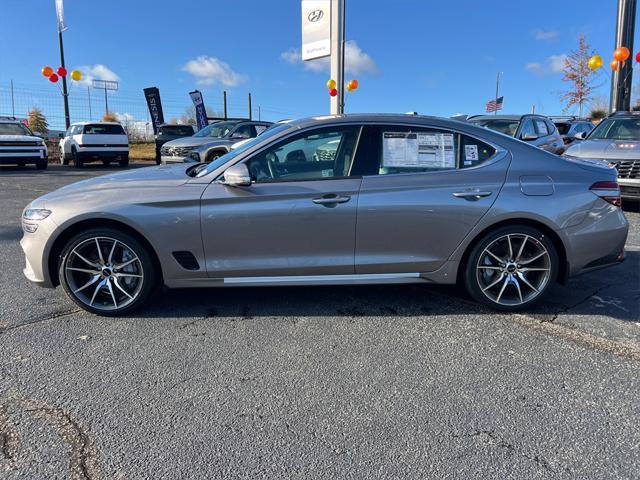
[610,0,637,112]
[330,0,345,115]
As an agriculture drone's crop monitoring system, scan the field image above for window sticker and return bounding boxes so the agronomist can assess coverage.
[464,144,479,165]
[382,132,455,169]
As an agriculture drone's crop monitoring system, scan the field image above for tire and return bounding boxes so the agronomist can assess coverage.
[72,148,83,168]
[463,225,559,312]
[155,147,161,165]
[35,160,48,170]
[58,228,157,316]
[206,151,223,163]
[119,154,129,168]
[61,154,69,166]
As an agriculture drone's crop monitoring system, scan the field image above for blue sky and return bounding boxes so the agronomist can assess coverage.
[0,0,638,127]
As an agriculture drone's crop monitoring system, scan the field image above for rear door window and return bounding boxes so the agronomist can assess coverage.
[83,124,125,135]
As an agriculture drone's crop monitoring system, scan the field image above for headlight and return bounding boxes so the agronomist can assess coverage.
[23,208,52,221]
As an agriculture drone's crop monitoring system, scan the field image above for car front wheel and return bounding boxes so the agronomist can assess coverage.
[58,228,157,315]
[464,225,558,311]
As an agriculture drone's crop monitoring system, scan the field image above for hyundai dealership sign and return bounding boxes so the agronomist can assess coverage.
[302,0,331,61]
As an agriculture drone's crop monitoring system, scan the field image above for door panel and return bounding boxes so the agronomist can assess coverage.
[200,178,361,277]
[354,126,510,274]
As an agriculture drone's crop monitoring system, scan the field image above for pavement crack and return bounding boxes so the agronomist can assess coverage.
[546,283,617,323]
[0,308,83,335]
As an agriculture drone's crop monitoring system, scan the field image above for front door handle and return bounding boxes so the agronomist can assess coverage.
[312,194,351,205]
[453,190,493,200]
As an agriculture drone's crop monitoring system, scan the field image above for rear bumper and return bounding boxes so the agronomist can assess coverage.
[76,149,128,163]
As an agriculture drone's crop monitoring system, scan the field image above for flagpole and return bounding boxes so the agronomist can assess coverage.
[58,29,71,129]
[494,72,502,115]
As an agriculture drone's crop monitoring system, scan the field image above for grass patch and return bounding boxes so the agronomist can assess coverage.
[130,142,156,162]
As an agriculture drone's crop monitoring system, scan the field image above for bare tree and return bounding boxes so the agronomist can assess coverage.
[560,35,598,117]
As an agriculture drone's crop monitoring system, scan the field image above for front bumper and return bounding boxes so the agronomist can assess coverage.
[161,155,197,164]
[0,149,47,165]
[619,178,640,200]
[20,216,59,288]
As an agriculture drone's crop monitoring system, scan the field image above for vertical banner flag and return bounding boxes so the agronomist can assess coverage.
[189,90,208,131]
[143,87,165,135]
[302,0,331,61]
[55,0,67,32]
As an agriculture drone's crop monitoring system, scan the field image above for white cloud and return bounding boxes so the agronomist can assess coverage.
[281,40,379,75]
[533,29,559,41]
[526,54,567,75]
[74,64,120,87]
[182,56,247,87]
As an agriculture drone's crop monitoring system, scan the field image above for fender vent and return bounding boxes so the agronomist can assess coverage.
[172,251,200,270]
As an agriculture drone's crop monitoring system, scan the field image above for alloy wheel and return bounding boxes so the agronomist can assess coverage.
[63,236,144,312]
[475,233,552,307]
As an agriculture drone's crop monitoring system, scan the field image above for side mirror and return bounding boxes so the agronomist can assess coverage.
[221,163,251,187]
[574,131,587,140]
[522,133,538,141]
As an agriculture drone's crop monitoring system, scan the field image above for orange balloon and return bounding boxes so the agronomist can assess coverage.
[347,79,359,90]
[41,66,53,77]
[614,47,630,62]
[610,60,619,71]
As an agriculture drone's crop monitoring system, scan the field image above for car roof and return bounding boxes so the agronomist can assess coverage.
[0,119,23,124]
[70,121,122,126]
[467,114,544,121]
[608,111,640,119]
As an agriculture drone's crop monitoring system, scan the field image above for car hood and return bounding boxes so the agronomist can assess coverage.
[0,134,43,143]
[163,136,228,148]
[36,164,191,205]
[564,139,640,160]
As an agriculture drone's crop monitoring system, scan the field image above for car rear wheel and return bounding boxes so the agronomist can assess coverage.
[72,148,83,168]
[58,228,157,315]
[464,225,558,311]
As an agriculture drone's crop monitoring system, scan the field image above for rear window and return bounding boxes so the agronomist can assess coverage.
[555,123,570,135]
[83,124,125,135]
[160,125,193,136]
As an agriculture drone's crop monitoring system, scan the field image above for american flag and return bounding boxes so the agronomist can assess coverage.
[486,96,504,113]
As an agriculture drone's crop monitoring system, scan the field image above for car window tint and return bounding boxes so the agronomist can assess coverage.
[254,124,269,135]
[244,126,360,182]
[460,135,496,169]
[520,119,536,137]
[83,124,125,135]
[534,119,549,136]
[234,124,256,139]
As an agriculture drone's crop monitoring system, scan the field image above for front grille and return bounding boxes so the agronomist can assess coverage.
[0,141,40,147]
[161,145,194,157]
[612,159,640,179]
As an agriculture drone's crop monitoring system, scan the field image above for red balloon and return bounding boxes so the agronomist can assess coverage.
[57,67,67,77]
[636,51,640,63]
[329,88,338,97]
[49,73,59,83]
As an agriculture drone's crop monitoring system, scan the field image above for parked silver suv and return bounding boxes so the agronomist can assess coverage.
[160,120,272,164]
[564,111,640,200]
[0,118,48,169]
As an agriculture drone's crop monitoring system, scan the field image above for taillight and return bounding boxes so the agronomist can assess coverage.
[590,181,621,207]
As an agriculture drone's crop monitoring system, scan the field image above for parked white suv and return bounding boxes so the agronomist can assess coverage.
[60,122,129,168]
[0,118,48,169]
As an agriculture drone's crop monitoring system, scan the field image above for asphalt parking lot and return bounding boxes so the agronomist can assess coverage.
[1,163,639,479]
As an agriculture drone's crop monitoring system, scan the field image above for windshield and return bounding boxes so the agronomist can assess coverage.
[469,118,520,137]
[0,122,33,136]
[588,118,640,141]
[555,123,570,135]
[193,121,235,138]
[195,123,294,178]
[160,125,194,136]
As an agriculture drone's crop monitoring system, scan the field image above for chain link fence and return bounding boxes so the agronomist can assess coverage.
[0,81,303,141]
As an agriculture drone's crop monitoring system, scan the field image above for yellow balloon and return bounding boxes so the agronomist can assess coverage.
[70,70,82,81]
[588,55,603,71]
[326,79,337,90]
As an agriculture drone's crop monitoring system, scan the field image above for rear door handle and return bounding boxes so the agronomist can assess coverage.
[312,194,351,205]
[453,190,493,200]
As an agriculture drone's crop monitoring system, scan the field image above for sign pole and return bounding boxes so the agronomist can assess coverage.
[58,30,71,129]
[610,0,636,112]
[494,72,501,115]
[330,0,345,114]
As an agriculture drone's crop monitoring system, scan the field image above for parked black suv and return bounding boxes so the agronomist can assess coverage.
[468,114,565,154]
[154,124,195,164]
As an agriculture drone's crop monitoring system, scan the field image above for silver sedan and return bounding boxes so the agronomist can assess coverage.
[21,114,628,315]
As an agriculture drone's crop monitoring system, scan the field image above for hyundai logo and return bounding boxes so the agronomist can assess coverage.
[308,9,324,22]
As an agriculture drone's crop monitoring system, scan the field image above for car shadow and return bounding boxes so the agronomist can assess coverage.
[136,251,639,323]
[0,163,150,175]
